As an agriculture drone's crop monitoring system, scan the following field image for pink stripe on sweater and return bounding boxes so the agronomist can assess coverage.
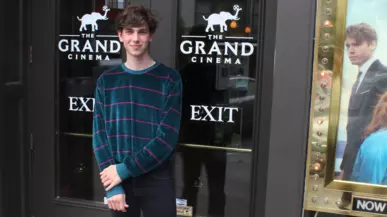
[104,102,163,111]
[167,93,180,97]
[105,118,158,126]
[162,108,181,115]
[161,122,178,132]
[108,134,152,141]
[93,130,105,135]
[94,144,108,152]
[144,147,161,163]
[145,72,174,82]
[113,150,135,154]
[99,158,113,167]
[93,114,104,120]
[170,108,181,115]
[157,137,173,150]
[104,85,167,95]
[134,157,147,173]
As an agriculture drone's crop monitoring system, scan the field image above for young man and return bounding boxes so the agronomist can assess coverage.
[92,5,182,217]
[339,22,387,207]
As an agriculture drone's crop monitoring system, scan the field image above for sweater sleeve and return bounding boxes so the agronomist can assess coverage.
[116,76,182,179]
[92,79,125,198]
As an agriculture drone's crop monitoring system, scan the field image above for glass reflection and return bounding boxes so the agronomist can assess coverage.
[178,2,257,150]
[176,0,258,216]
[57,0,126,202]
[56,2,260,216]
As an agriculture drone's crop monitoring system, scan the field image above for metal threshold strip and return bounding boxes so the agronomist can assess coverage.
[61,132,252,152]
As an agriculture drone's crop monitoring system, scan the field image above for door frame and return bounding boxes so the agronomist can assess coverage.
[31,0,110,215]
[30,1,175,217]
[1,0,32,217]
[30,0,316,217]
[251,0,316,216]
[0,4,4,216]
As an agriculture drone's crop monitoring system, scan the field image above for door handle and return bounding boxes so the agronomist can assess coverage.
[29,133,34,161]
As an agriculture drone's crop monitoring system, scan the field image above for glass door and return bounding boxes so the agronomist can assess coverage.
[174,0,259,216]
[32,0,264,216]
[56,0,127,202]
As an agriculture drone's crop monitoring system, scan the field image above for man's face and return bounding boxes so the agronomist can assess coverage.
[345,37,376,66]
[117,25,153,58]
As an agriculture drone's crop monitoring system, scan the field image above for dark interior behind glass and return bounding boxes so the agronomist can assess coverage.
[56,1,259,217]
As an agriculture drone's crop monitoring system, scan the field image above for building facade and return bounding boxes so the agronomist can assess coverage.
[4,0,381,217]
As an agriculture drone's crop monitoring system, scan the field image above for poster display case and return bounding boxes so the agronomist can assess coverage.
[304,0,387,216]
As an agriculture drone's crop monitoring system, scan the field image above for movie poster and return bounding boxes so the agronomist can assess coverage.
[334,0,387,186]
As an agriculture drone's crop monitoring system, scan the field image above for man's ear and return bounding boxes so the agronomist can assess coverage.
[117,29,123,42]
[149,34,153,42]
[370,40,377,50]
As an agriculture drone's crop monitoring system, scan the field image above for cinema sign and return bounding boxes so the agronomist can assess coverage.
[179,4,255,65]
[57,5,121,61]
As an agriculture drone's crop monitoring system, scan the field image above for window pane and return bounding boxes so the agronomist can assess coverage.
[59,134,106,201]
[177,0,258,149]
[4,0,21,83]
[175,0,259,216]
[57,0,127,202]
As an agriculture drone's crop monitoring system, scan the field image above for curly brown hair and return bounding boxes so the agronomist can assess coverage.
[364,92,387,138]
[115,4,159,34]
[346,23,378,44]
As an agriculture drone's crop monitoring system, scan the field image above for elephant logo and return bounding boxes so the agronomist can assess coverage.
[77,6,110,32]
[203,5,242,33]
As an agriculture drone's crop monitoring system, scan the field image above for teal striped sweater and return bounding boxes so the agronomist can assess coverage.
[92,62,182,198]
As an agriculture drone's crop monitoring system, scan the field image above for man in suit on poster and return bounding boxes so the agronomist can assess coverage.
[339,22,387,207]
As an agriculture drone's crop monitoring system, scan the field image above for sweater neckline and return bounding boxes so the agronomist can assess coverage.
[121,62,160,75]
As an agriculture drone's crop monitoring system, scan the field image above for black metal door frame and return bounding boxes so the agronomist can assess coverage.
[30,0,316,216]
[0,5,4,216]
[1,0,32,217]
[30,1,176,217]
[145,1,285,217]
[251,0,316,216]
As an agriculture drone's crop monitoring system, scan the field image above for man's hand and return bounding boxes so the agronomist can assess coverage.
[100,165,122,191]
[108,194,129,212]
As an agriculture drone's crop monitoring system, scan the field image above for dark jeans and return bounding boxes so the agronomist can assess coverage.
[111,160,176,217]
